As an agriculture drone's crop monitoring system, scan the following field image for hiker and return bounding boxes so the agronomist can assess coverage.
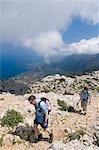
[77,87,91,115]
[28,95,53,143]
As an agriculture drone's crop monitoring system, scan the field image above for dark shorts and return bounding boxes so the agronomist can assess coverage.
[34,119,48,129]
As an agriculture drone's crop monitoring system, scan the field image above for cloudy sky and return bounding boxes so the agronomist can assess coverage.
[0,0,99,60]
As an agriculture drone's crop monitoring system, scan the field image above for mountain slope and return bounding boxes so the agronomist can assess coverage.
[57,53,99,74]
[31,53,99,75]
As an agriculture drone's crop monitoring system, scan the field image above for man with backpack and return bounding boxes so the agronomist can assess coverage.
[77,87,91,115]
[28,95,53,143]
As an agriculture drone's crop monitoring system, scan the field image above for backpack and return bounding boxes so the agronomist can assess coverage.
[38,97,52,114]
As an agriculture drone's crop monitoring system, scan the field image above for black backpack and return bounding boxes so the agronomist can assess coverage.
[38,98,51,114]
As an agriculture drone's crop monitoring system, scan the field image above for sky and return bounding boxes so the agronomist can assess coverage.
[0,0,99,61]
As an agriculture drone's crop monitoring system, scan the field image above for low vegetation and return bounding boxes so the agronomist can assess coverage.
[64,91,74,95]
[65,129,86,142]
[96,86,99,93]
[84,79,91,84]
[67,132,81,140]
[0,136,3,147]
[57,99,68,111]
[1,110,23,128]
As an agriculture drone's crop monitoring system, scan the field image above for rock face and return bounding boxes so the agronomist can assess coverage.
[30,72,99,95]
[0,71,99,150]
[0,80,31,95]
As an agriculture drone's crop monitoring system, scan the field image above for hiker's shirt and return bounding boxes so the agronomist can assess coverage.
[35,99,48,123]
[80,91,90,102]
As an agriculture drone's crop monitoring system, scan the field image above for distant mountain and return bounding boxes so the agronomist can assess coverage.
[1,44,99,80]
[57,53,99,74]
[30,53,99,75]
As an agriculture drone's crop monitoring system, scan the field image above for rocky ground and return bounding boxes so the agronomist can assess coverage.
[0,71,99,150]
[30,71,99,95]
[0,80,31,95]
[0,92,98,150]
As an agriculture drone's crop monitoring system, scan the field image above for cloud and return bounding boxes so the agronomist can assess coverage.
[63,36,99,55]
[0,0,99,43]
[23,30,99,60]
[23,31,64,59]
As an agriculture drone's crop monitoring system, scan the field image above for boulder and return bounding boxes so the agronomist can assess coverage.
[2,134,14,146]
[14,126,35,143]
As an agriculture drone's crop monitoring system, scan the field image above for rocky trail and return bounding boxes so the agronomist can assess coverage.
[0,92,99,150]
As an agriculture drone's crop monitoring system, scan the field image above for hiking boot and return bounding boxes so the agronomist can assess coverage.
[49,133,53,143]
[33,134,42,143]
[38,134,42,141]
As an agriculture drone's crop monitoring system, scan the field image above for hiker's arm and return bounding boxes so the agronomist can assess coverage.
[40,102,48,122]
[89,95,91,104]
[44,111,48,123]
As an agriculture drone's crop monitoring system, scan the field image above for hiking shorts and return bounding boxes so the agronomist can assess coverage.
[81,100,88,111]
[34,119,48,129]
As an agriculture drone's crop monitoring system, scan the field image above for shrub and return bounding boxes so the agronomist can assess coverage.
[96,86,99,93]
[59,78,65,83]
[0,136,3,147]
[77,129,86,136]
[64,91,74,95]
[57,99,68,111]
[1,110,23,128]
[67,132,80,141]
[66,129,86,141]
[84,80,91,84]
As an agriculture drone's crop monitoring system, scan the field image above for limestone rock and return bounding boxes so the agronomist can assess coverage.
[2,134,14,146]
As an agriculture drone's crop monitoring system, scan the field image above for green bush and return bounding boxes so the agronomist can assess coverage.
[64,91,74,95]
[59,78,65,83]
[96,86,99,93]
[0,136,3,147]
[57,99,68,111]
[77,129,86,136]
[67,132,80,140]
[1,110,23,128]
[66,129,85,141]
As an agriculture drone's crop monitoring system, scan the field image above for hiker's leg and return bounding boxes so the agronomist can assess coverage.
[34,124,40,138]
[81,101,85,112]
[44,127,52,135]
[44,128,53,143]
[43,125,53,143]
[41,121,53,143]
[83,102,87,114]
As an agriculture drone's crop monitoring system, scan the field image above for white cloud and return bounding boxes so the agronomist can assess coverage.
[23,30,99,60]
[0,0,99,43]
[23,31,64,59]
[63,36,99,55]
